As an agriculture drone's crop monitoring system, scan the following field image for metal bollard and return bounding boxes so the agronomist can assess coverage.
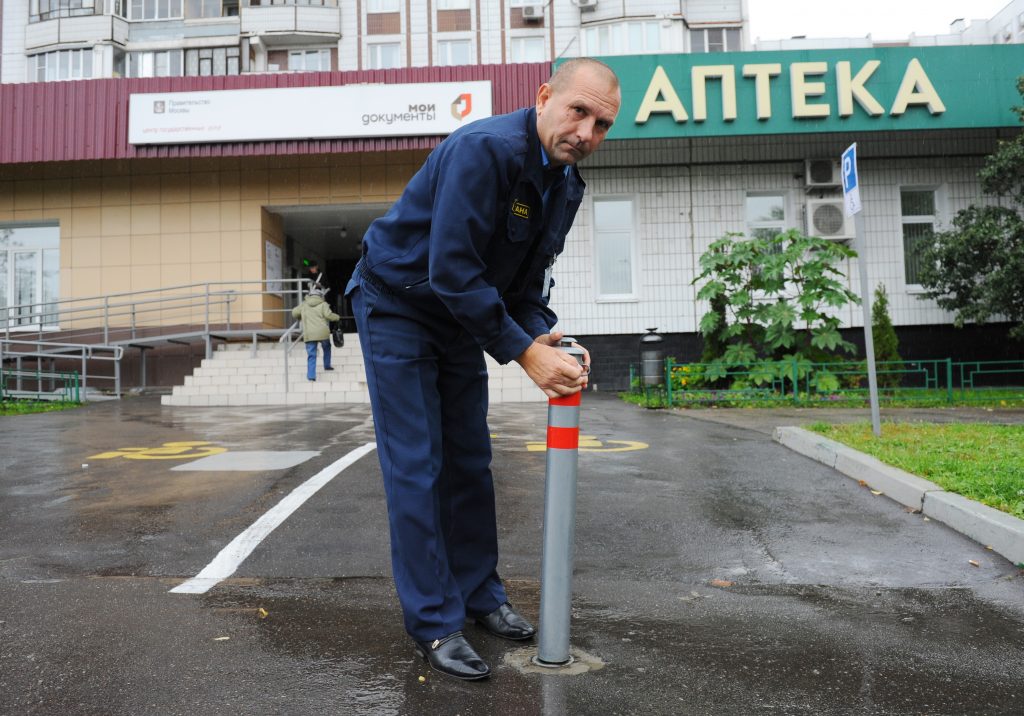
[535,336,586,666]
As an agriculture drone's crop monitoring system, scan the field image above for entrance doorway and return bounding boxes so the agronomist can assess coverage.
[268,203,391,331]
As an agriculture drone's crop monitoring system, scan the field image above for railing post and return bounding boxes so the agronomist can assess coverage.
[792,358,799,404]
[131,304,137,340]
[665,358,672,407]
[204,284,212,360]
[283,340,290,394]
[103,296,110,345]
[140,348,147,389]
[16,356,22,392]
[946,358,954,404]
[114,359,121,398]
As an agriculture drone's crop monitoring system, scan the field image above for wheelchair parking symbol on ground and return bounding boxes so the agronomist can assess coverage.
[89,441,228,460]
[524,434,648,453]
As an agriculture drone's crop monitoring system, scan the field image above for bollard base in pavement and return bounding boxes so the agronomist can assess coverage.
[505,647,605,676]
[531,654,575,668]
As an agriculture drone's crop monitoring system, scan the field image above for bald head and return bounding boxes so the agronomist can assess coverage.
[548,58,619,95]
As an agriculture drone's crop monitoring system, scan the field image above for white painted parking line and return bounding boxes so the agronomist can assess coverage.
[170,442,377,595]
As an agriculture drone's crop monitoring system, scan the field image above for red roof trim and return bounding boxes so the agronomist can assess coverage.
[0,63,550,164]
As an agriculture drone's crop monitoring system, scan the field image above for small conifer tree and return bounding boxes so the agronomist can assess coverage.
[871,283,903,389]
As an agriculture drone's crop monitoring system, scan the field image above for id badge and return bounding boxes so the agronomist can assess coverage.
[541,256,556,299]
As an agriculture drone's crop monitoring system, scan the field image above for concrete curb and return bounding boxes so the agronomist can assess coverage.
[773,426,1024,566]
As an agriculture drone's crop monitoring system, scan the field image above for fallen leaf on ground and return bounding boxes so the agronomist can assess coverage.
[709,579,734,588]
[969,560,980,567]
[858,480,868,487]
[870,490,883,496]
[258,608,269,619]
[214,636,230,641]
[903,507,921,514]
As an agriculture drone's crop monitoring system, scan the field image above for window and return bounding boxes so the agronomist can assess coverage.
[29,0,96,22]
[288,49,331,71]
[690,27,741,53]
[901,188,936,285]
[367,0,399,11]
[746,194,786,251]
[31,49,93,82]
[368,43,400,69]
[436,0,469,8]
[593,199,635,298]
[510,36,544,63]
[128,50,183,77]
[129,0,183,19]
[0,225,60,329]
[437,39,471,67]
[185,0,220,17]
[583,21,660,55]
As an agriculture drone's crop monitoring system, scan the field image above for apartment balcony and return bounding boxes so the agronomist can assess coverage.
[25,15,130,51]
[240,2,341,45]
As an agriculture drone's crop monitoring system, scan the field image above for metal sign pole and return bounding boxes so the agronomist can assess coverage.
[842,143,882,437]
[535,337,585,667]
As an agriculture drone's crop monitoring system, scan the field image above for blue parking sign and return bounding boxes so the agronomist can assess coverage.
[842,143,862,216]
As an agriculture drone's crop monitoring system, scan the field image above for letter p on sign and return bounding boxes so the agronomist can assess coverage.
[842,143,862,217]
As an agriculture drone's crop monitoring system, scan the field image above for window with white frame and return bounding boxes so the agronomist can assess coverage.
[437,39,471,67]
[367,0,399,11]
[31,49,94,82]
[184,0,220,18]
[368,43,400,69]
[745,193,787,248]
[436,0,470,8]
[510,36,545,63]
[289,49,331,71]
[129,0,183,19]
[901,188,937,286]
[29,0,95,22]
[0,224,60,329]
[583,21,660,55]
[593,198,635,298]
[690,27,741,53]
[128,50,183,78]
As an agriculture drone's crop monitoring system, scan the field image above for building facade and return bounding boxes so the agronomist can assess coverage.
[1,1,1023,393]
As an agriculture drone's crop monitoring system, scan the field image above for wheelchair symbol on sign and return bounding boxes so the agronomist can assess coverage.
[88,441,228,460]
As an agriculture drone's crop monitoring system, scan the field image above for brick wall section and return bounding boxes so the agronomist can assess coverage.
[437,8,470,31]
[367,12,401,34]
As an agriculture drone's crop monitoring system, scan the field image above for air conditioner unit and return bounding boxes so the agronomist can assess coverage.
[806,198,854,241]
[521,4,544,20]
[575,0,598,9]
[804,158,841,188]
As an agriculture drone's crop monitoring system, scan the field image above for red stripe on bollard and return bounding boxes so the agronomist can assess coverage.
[549,392,582,407]
[547,425,579,450]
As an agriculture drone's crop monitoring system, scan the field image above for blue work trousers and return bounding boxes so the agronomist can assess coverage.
[305,339,331,380]
[351,281,507,641]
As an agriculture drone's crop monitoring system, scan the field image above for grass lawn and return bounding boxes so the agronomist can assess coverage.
[0,400,83,417]
[806,421,1024,519]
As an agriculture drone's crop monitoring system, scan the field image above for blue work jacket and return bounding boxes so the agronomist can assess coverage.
[356,107,586,365]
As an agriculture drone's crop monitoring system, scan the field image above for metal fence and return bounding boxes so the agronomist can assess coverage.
[628,358,1024,407]
[1,367,81,403]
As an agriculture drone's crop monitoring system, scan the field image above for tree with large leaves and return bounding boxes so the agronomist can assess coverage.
[693,229,859,392]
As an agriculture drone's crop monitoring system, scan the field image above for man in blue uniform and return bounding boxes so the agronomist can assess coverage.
[346,58,620,680]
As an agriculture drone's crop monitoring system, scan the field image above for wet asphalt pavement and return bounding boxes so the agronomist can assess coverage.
[1,394,1023,715]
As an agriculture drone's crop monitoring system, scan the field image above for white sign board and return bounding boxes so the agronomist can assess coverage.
[128,81,493,145]
[842,143,862,217]
[264,240,283,296]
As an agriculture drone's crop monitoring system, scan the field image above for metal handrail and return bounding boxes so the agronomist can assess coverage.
[1,278,310,397]
[0,339,123,397]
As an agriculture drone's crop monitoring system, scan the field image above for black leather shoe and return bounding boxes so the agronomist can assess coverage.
[414,631,490,681]
[473,602,536,641]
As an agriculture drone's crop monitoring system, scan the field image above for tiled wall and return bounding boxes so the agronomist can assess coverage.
[550,130,1007,338]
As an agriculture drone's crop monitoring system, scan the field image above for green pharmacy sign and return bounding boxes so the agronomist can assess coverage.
[593,45,1024,139]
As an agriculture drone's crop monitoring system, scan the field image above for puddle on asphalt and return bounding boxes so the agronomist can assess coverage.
[185,576,1024,714]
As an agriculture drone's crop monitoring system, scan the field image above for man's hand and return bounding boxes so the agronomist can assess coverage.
[515,331,591,398]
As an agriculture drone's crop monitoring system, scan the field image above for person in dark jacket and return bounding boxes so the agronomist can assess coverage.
[345,58,620,680]
[291,286,340,381]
